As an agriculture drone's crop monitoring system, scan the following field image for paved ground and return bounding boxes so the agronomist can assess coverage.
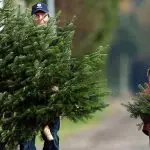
[60,96,149,150]
[36,96,150,150]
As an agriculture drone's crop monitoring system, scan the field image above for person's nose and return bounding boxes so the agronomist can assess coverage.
[39,14,43,20]
[37,14,43,20]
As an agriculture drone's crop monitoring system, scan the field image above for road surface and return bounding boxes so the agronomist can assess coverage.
[61,97,149,150]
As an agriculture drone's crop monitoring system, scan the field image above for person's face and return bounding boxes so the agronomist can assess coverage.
[33,11,49,26]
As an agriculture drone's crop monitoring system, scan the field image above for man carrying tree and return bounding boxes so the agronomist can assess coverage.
[19,2,60,150]
[0,0,109,149]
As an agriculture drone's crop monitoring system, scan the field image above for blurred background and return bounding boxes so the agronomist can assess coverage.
[1,0,150,149]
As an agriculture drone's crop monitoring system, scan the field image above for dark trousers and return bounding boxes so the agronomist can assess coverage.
[20,137,36,150]
[0,117,60,150]
[0,142,6,150]
[42,117,60,150]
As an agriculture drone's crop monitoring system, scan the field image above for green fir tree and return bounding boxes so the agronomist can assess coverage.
[0,1,109,149]
[123,83,150,119]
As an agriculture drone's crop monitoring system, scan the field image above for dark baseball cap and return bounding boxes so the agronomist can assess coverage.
[31,2,49,15]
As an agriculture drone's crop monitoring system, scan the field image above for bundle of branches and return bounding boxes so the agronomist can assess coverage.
[123,83,150,136]
[0,0,109,148]
[124,83,150,119]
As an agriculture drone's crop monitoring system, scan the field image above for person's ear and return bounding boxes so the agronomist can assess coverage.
[147,68,150,79]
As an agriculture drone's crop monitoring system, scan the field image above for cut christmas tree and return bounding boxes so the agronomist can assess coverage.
[123,83,150,137]
[0,0,109,149]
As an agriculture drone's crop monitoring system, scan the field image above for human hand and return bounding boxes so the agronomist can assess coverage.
[51,86,59,92]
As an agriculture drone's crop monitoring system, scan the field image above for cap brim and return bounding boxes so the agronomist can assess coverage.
[32,8,49,15]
